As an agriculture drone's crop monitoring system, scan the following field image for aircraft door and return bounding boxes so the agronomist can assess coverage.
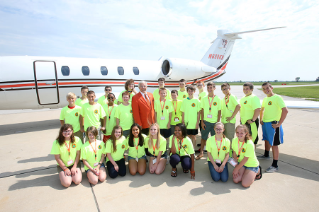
[33,61,60,105]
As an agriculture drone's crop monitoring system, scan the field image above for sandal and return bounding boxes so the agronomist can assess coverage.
[255,166,262,180]
[183,169,189,173]
[171,169,177,177]
[195,154,203,160]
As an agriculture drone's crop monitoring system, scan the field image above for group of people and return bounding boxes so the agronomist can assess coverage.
[51,78,288,188]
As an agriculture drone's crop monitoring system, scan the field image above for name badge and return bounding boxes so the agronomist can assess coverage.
[161,116,165,120]
[215,159,221,164]
[153,158,157,164]
[136,157,138,162]
[67,160,74,166]
[94,162,99,167]
[174,117,179,122]
[207,114,212,118]
[228,157,237,167]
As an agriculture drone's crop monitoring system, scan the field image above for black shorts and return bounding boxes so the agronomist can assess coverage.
[160,129,172,138]
[187,129,198,136]
[245,118,259,144]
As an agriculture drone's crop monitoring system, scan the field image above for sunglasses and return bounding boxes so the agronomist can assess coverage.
[105,89,111,91]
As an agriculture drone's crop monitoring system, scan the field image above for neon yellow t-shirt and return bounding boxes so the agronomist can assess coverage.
[102,104,118,136]
[117,90,134,103]
[75,98,88,107]
[81,103,106,131]
[206,136,230,162]
[198,91,207,101]
[114,103,133,131]
[232,137,259,167]
[154,99,173,129]
[81,139,105,171]
[144,136,167,157]
[180,98,201,129]
[50,136,82,167]
[104,136,126,161]
[262,94,286,122]
[60,105,82,132]
[125,134,147,158]
[170,100,182,125]
[221,94,239,124]
[177,90,188,101]
[168,135,194,156]
[153,88,172,101]
[201,95,221,123]
[240,94,261,124]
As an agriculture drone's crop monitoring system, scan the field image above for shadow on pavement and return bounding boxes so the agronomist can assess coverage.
[0,119,60,136]
[18,154,55,164]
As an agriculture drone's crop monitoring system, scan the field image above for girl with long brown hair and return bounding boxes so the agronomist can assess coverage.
[50,124,82,187]
[105,125,127,178]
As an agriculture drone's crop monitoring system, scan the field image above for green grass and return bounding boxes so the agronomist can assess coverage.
[271,86,319,101]
[214,81,319,86]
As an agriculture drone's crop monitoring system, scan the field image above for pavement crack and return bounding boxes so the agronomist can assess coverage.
[0,166,55,179]
[90,183,101,212]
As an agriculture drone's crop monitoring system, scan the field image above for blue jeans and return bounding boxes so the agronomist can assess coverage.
[208,161,229,182]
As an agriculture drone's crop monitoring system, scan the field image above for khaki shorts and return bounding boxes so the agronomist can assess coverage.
[74,130,84,143]
[223,123,235,141]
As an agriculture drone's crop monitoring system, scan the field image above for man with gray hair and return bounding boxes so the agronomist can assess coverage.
[132,81,155,135]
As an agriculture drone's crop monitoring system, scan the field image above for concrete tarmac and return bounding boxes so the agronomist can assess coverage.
[0,86,319,212]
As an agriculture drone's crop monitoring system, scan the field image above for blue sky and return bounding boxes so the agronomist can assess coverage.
[0,0,318,81]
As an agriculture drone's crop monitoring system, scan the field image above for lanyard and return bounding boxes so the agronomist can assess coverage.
[237,140,245,160]
[208,95,215,111]
[215,136,223,157]
[173,101,178,115]
[160,99,166,115]
[89,139,97,160]
[64,140,71,157]
[152,140,157,156]
[177,138,184,152]
[135,138,139,150]
[108,105,114,120]
[225,95,230,108]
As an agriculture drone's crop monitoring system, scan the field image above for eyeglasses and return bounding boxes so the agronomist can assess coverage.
[63,130,72,133]
[107,97,114,99]
[215,128,223,131]
[105,89,111,91]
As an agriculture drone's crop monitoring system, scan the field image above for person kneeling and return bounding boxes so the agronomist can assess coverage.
[231,125,262,188]
[145,123,167,175]
[126,123,147,176]
[81,126,107,185]
[105,126,127,178]
[206,122,230,182]
[169,123,195,179]
[50,124,82,188]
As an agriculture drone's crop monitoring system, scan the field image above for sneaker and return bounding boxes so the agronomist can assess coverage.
[257,155,270,160]
[195,148,207,153]
[265,166,278,173]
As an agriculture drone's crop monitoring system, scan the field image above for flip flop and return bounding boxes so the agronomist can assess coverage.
[255,166,262,180]
[195,155,203,160]
[171,170,177,177]
[183,169,189,173]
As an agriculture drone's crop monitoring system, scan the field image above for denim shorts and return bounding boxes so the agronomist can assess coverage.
[128,155,147,161]
[243,165,259,173]
[85,162,105,173]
